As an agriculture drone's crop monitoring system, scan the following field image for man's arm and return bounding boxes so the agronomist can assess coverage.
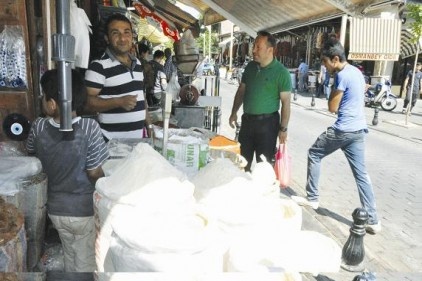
[419,77,422,95]
[145,107,153,137]
[86,166,105,185]
[86,87,137,113]
[278,91,291,143]
[318,68,323,84]
[328,88,343,113]
[403,76,409,90]
[229,83,246,128]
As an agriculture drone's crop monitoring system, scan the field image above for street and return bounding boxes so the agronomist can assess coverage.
[216,76,422,279]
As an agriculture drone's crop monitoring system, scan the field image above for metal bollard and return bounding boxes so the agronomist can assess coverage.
[372,107,379,126]
[341,208,368,272]
[293,89,298,101]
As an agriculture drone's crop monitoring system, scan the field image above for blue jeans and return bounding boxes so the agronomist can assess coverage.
[306,127,379,224]
[324,85,331,99]
[298,73,307,91]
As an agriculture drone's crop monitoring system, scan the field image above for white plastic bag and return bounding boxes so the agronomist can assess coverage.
[177,29,198,55]
[0,25,27,88]
[166,71,181,101]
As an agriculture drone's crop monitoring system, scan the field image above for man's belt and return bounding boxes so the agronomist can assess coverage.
[243,112,278,120]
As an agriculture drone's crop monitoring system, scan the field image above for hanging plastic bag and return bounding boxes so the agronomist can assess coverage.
[274,144,292,188]
[0,25,27,88]
[166,71,181,101]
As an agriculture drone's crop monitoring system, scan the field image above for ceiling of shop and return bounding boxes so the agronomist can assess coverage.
[176,0,404,36]
[137,0,199,30]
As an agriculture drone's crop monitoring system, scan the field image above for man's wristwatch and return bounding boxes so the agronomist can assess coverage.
[279,126,288,132]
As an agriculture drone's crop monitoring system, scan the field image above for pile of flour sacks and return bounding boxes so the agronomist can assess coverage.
[94,143,341,279]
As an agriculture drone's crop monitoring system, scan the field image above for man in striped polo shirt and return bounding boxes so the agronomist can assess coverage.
[85,13,150,140]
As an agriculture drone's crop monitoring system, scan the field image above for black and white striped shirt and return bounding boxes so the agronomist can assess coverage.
[85,48,146,139]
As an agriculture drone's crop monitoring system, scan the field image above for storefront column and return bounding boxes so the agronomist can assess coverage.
[340,15,348,46]
[372,7,400,81]
[229,22,234,71]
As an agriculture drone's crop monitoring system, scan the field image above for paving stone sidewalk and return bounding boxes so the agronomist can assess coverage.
[287,91,422,280]
[218,79,422,280]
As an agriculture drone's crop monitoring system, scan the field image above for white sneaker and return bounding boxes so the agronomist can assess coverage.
[291,196,319,209]
[366,221,382,234]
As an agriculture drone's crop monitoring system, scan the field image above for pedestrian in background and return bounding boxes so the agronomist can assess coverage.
[85,13,151,140]
[137,42,154,104]
[297,58,308,92]
[318,64,331,100]
[292,38,381,234]
[229,30,291,172]
[163,47,187,88]
[26,69,109,271]
[163,47,177,82]
[149,50,167,106]
[214,58,220,78]
[401,61,422,115]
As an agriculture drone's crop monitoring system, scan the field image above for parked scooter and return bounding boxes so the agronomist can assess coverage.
[364,77,397,111]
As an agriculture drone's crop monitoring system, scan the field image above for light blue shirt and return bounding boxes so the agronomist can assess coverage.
[298,62,308,74]
[333,64,367,132]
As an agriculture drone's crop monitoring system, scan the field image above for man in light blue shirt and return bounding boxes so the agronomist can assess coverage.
[298,59,308,92]
[292,38,381,234]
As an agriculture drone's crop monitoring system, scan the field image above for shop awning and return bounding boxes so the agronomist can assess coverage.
[348,17,401,61]
[176,0,402,37]
[132,13,171,44]
[401,29,422,59]
[151,0,199,31]
[132,2,181,41]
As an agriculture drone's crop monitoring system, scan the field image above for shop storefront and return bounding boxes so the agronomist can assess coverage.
[270,11,407,92]
[0,0,200,141]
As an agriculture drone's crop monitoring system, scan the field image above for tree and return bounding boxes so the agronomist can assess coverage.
[404,3,422,124]
[195,28,219,59]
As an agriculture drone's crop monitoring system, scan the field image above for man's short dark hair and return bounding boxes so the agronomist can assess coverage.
[138,43,150,55]
[105,13,132,35]
[40,69,87,114]
[321,38,346,62]
[164,48,172,58]
[257,30,276,48]
[153,50,165,59]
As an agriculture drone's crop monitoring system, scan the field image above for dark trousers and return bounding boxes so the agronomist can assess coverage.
[403,90,418,110]
[238,112,280,172]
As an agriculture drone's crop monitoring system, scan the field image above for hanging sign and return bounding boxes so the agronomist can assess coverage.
[132,2,180,41]
[348,53,399,61]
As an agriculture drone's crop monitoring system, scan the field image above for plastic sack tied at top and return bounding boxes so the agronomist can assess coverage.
[0,25,27,88]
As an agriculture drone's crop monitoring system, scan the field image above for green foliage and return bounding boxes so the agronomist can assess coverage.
[407,3,422,43]
[195,28,220,56]
[163,41,174,50]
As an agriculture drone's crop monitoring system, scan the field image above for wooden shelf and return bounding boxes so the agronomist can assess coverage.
[0,0,34,141]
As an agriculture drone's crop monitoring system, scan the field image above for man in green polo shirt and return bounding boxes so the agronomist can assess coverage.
[229,30,291,172]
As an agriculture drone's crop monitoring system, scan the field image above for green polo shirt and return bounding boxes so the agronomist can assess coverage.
[242,59,291,114]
